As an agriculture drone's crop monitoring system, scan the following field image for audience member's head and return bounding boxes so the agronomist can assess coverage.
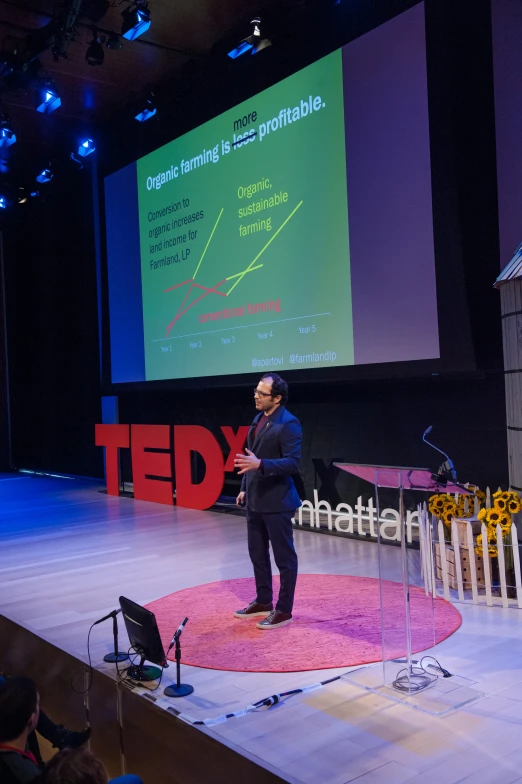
[0,676,40,745]
[44,748,108,784]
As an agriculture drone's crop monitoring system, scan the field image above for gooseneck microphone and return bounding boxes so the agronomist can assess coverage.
[93,609,121,626]
[422,426,457,483]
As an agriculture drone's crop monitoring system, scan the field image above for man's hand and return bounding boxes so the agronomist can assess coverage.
[234,449,261,475]
[236,491,246,507]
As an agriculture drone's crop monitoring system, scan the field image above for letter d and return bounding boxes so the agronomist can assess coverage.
[174,426,224,510]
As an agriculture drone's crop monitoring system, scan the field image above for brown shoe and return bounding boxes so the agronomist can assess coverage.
[256,610,293,630]
[234,600,273,618]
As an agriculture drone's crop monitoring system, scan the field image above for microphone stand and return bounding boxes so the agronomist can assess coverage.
[422,427,457,484]
[102,611,130,664]
[164,620,193,698]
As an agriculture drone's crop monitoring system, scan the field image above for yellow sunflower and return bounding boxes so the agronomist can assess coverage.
[508,498,522,514]
[493,489,503,499]
[494,497,507,511]
[477,508,488,522]
[488,509,502,524]
[475,534,498,558]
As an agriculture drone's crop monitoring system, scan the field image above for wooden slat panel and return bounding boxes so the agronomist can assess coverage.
[482,523,493,606]
[452,519,465,602]
[438,520,451,602]
[497,524,509,608]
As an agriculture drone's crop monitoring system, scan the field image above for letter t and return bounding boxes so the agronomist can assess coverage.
[95,424,130,496]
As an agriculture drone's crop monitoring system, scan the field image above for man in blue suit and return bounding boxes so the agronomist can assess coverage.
[234,373,302,630]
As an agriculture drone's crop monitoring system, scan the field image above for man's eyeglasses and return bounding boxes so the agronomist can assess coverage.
[253,388,272,398]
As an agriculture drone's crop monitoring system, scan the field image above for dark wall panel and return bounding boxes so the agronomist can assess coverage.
[3,178,102,477]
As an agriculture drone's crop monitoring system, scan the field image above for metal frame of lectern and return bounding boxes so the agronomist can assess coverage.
[333,463,483,716]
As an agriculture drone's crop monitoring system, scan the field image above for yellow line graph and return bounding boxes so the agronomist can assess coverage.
[165,201,303,332]
[192,207,224,280]
[226,200,303,296]
[225,264,263,282]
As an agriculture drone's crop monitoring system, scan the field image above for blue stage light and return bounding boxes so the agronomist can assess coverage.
[121,5,151,41]
[0,124,16,147]
[135,102,156,122]
[0,197,6,209]
[227,41,253,59]
[78,138,96,157]
[36,87,61,114]
[36,169,53,184]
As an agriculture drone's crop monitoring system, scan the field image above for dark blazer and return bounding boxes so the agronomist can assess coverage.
[241,405,302,513]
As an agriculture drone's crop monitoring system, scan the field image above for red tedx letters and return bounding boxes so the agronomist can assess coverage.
[94,424,248,511]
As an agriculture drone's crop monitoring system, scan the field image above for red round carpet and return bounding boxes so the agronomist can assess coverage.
[144,575,462,673]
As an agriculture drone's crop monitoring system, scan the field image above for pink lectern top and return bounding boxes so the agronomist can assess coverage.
[334,463,471,494]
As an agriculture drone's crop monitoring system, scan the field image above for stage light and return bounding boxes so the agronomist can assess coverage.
[121,3,151,41]
[0,120,16,147]
[227,17,271,59]
[135,98,156,122]
[52,37,70,61]
[0,196,6,209]
[78,138,96,157]
[106,32,123,50]
[36,168,53,183]
[35,86,61,114]
[86,33,104,65]
[0,52,16,79]
[82,0,110,22]
[228,41,253,59]
[70,152,84,170]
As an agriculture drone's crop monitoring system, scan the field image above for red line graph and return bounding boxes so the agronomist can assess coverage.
[164,278,227,337]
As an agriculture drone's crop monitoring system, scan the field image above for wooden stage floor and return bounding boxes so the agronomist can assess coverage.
[3,474,522,784]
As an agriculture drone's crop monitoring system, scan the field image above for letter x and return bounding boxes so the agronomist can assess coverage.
[221,426,250,471]
[312,458,344,507]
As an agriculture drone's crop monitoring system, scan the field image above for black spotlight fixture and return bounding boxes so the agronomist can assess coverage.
[106,32,123,50]
[86,30,104,65]
[227,17,272,59]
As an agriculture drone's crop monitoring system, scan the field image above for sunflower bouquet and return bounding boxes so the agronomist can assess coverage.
[428,485,485,528]
[475,490,521,558]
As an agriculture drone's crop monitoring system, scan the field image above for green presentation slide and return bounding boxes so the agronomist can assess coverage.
[136,50,353,381]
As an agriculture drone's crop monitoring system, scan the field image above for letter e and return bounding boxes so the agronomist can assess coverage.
[131,425,173,505]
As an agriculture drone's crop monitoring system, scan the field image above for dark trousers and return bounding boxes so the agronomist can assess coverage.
[27,708,68,767]
[247,510,298,613]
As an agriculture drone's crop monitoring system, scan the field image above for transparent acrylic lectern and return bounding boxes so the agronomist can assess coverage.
[333,463,484,716]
